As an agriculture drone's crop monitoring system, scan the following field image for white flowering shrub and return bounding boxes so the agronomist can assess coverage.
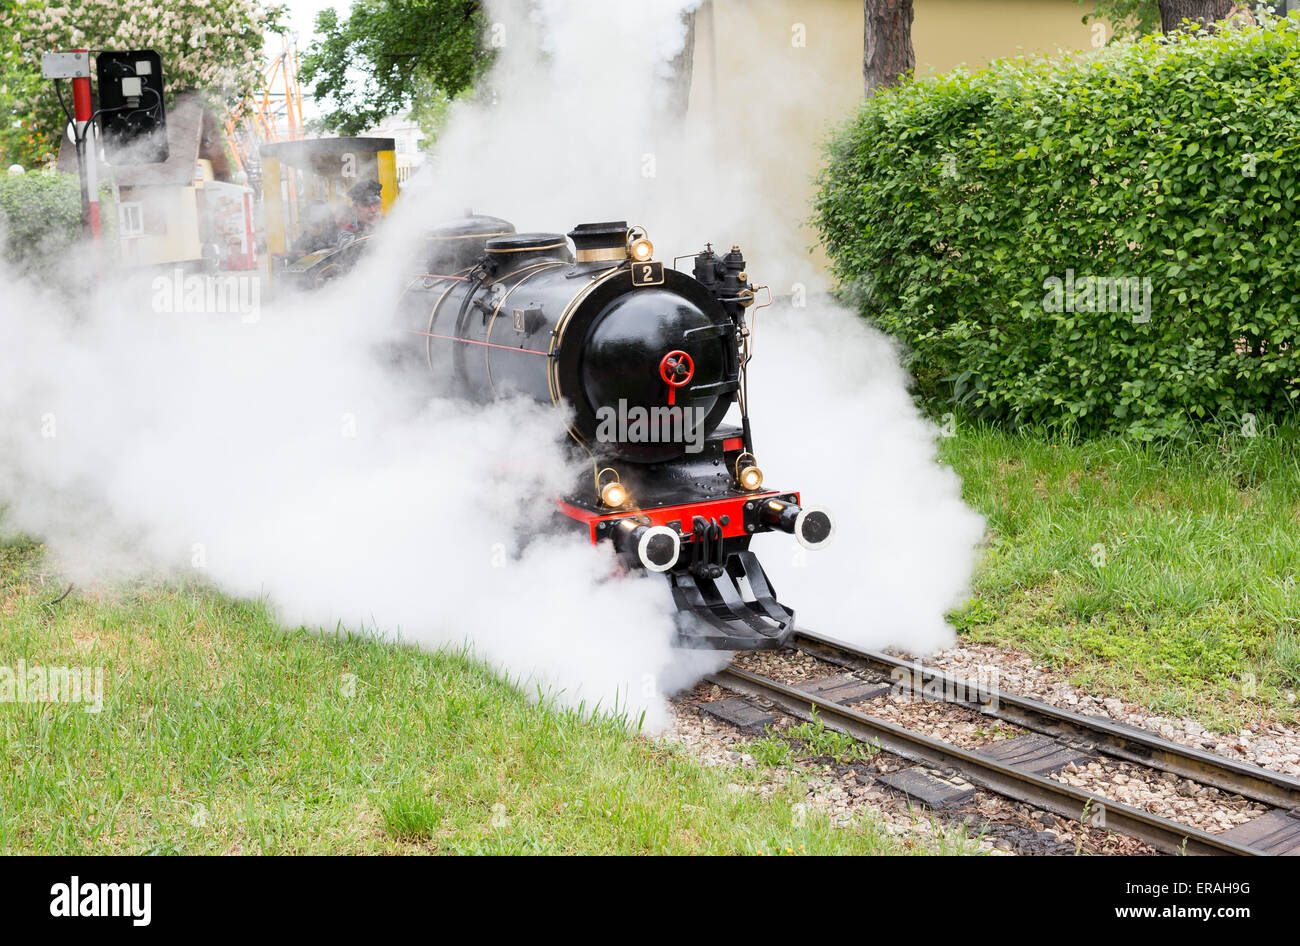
[1,0,282,166]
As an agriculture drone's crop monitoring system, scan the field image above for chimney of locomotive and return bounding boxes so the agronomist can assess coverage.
[568,221,631,264]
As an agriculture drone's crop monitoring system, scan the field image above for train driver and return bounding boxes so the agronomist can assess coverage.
[337,179,383,248]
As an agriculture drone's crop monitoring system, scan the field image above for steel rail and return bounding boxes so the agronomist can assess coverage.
[791,629,1300,812]
[708,665,1264,855]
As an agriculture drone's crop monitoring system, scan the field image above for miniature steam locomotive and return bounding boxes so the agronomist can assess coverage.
[398,216,834,650]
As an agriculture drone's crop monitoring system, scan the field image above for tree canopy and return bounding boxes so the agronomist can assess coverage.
[299,0,491,138]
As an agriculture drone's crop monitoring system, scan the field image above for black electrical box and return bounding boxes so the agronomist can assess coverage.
[94,50,168,165]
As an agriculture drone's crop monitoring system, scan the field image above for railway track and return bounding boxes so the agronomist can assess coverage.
[705,629,1300,856]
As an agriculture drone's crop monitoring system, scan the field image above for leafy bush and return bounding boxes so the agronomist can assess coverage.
[0,170,115,280]
[815,16,1300,438]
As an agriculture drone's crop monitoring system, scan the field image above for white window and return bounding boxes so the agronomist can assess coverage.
[119,201,144,236]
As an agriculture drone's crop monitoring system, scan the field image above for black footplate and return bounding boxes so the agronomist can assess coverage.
[670,550,795,650]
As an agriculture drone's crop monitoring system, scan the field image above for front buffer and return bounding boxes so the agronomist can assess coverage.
[556,429,835,650]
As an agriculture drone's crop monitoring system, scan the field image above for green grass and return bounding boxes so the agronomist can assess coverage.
[379,786,446,841]
[940,420,1300,730]
[0,536,972,855]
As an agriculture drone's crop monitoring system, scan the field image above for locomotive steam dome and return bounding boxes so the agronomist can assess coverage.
[423,212,515,273]
[483,232,572,267]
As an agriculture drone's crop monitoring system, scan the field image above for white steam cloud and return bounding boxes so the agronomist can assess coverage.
[0,0,982,731]
[747,305,985,653]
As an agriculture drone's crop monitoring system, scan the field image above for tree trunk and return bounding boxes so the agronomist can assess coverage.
[864,0,915,96]
[1158,0,1234,32]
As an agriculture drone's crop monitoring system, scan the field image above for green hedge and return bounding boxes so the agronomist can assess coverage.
[815,16,1300,437]
[0,170,116,280]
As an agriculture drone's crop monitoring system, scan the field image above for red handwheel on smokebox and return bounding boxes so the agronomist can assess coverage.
[659,350,693,405]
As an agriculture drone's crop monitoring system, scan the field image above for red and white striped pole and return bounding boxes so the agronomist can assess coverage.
[71,48,103,277]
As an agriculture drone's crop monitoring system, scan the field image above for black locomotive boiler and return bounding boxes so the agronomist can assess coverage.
[399,216,834,650]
